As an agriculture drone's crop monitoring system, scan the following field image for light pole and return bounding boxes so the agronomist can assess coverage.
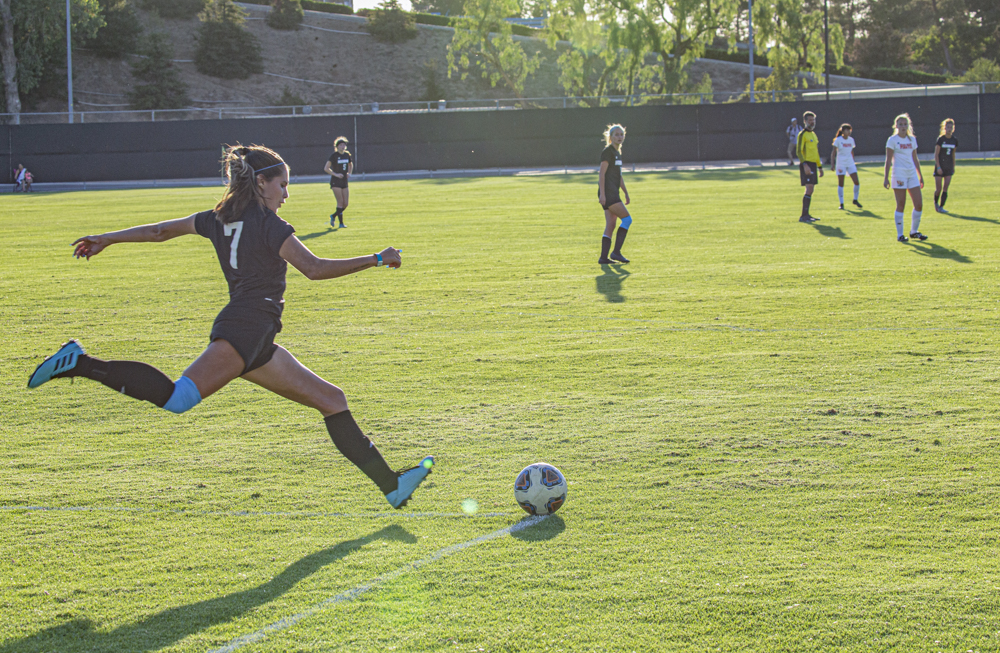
[66,0,74,123]
[748,0,755,102]
[824,0,830,101]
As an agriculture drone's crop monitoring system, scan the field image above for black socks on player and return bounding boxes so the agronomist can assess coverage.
[334,207,346,225]
[941,191,948,208]
[613,226,628,255]
[802,194,812,217]
[599,235,612,261]
[56,354,175,407]
[324,410,398,495]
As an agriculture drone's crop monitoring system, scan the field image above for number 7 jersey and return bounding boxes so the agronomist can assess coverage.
[195,205,296,316]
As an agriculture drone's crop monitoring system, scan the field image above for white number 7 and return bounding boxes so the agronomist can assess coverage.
[223,221,244,269]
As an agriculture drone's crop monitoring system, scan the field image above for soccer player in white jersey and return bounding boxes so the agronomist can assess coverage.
[883,113,926,242]
[831,123,862,210]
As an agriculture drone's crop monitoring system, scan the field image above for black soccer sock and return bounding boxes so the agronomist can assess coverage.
[941,191,948,208]
[934,192,940,207]
[600,235,612,260]
[324,410,398,494]
[802,194,812,217]
[612,226,629,254]
[338,208,347,224]
[58,355,175,407]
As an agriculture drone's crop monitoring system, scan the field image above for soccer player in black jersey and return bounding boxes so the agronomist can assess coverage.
[323,136,353,228]
[933,118,958,214]
[597,124,633,264]
[28,144,433,510]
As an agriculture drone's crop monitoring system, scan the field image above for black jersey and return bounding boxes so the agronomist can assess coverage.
[195,205,296,317]
[329,151,352,176]
[935,135,958,166]
[600,145,622,194]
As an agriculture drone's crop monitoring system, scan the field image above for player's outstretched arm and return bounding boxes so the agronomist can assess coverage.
[279,235,401,280]
[72,215,199,259]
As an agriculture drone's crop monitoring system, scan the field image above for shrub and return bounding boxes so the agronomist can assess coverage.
[413,12,451,26]
[867,67,949,85]
[195,0,264,79]
[142,0,207,20]
[364,0,418,43]
[959,58,1000,84]
[128,32,190,109]
[301,0,351,14]
[276,85,306,106]
[88,0,144,59]
[267,0,303,29]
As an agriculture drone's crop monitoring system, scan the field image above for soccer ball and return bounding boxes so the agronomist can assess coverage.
[514,463,567,516]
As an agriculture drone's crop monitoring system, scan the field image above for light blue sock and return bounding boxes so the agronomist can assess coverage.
[163,376,202,414]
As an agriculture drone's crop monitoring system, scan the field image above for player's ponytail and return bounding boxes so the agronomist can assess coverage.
[939,118,955,137]
[215,144,286,224]
[832,123,851,145]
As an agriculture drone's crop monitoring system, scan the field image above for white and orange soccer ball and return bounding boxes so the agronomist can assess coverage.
[514,463,567,516]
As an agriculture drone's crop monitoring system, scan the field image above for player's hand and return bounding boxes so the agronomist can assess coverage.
[379,247,401,269]
[72,235,109,260]
[598,193,606,206]
[883,178,890,189]
[624,194,630,205]
[919,179,924,189]
[819,167,824,177]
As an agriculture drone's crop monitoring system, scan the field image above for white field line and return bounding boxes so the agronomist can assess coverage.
[0,505,509,519]
[207,515,548,653]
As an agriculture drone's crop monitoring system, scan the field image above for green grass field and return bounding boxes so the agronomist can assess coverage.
[3,161,1000,652]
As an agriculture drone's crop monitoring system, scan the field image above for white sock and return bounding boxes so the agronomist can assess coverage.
[838,187,844,204]
[895,211,905,237]
[911,210,922,234]
[854,185,860,200]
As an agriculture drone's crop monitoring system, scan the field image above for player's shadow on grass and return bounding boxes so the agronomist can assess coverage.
[810,223,849,239]
[0,524,416,653]
[511,515,565,542]
[905,240,972,263]
[298,227,338,241]
[941,211,1000,226]
[596,264,630,303]
[847,208,881,219]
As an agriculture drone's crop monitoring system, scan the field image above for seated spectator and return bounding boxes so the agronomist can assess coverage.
[14,164,25,192]
[23,169,32,192]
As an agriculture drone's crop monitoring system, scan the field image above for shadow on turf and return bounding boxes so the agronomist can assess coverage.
[596,264,630,303]
[940,211,1000,226]
[298,225,341,240]
[511,514,565,541]
[809,222,849,239]
[0,524,416,653]
[905,240,972,262]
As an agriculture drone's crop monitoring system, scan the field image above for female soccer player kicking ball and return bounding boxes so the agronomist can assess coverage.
[28,144,433,509]
[884,113,927,242]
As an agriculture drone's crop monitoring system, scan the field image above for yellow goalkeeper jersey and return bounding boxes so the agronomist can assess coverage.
[797,129,820,164]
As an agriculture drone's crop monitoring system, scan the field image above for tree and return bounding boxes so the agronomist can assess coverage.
[960,57,1000,84]
[142,0,207,20]
[87,0,143,58]
[194,0,263,79]
[0,0,20,117]
[446,0,541,101]
[128,31,189,109]
[364,0,418,43]
[410,0,465,15]
[6,0,103,107]
[267,0,303,30]
[752,0,845,87]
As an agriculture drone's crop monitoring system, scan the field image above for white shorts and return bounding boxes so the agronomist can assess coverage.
[891,175,921,190]
[836,162,857,176]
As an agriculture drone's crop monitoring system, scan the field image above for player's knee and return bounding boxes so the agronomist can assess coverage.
[162,376,202,414]
[620,215,633,230]
[318,385,348,415]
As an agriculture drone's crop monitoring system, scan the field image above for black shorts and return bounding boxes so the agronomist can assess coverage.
[799,162,818,186]
[934,164,955,178]
[330,178,348,190]
[210,304,282,375]
[599,188,622,211]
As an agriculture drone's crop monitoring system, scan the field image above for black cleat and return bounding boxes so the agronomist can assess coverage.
[909,232,928,241]
[799,216,817,223]
[852,199,863,208]
[839,204,844,210]
[898,235,909,243]
[609,252,630,263]
[598,257,612,264]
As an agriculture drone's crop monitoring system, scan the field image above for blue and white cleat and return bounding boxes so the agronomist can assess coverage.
[385,456,434,509]
[28,340,84,388]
